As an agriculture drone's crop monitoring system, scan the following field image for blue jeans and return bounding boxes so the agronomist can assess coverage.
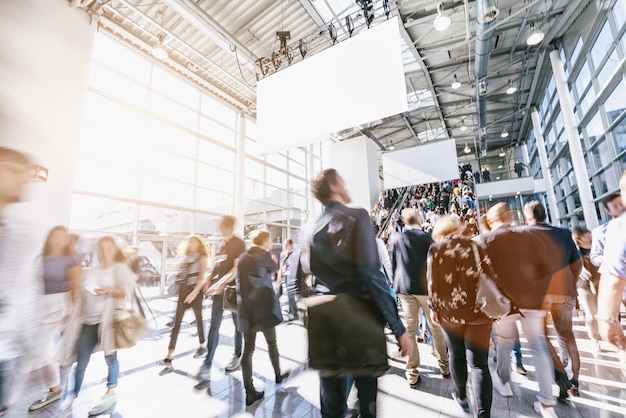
[320,374,377,418]
[202,293,242,369]
[75,324,118,396]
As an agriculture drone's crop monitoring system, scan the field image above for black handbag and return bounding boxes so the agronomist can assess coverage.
[303,293,389,377]
[223,285,238,312]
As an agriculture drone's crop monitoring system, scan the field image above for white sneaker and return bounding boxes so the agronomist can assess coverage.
[534,401,558,417]
[88,393,117,416]
[492,375,513,397]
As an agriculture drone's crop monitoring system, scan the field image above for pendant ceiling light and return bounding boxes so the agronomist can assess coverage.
[506,80,517,95]
[460,120,467,131]
[464,143,471,154]
[152,34,168,60]
[433,3,452,32]
[501,129,509,138]
[451,74,461,89]
[498,148,506,157]
[526,22,545,46]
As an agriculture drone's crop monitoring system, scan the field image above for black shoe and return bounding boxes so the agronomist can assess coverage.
[193,347,207,358]
[275,371,290,384]
[568,379,580,397]
[556,370,572,401]
[245,390,264,406]
[159,358,173,376]
[194,379,210,390]
[515,363,528,376]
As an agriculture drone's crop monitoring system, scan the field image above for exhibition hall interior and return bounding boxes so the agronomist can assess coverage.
[1,0,626,417]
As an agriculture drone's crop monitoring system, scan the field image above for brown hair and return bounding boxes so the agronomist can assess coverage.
[220,216,236,230]
[183,235,208,257]
[524,200,547,223]
[97,236,126,264]
[252,230,271,246]
[41,226,74,256]
[311,169,340,204]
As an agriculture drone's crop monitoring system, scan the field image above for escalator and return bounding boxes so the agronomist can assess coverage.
[376,186,412,238]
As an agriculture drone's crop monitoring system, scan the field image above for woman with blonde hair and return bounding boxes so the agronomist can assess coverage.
[161,235,208,372]
[29,226,81,412]
[57,236,137,415]
[428,216,494,418]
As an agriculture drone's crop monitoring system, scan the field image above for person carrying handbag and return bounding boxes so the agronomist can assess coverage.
[302,170,412,418]
[428,216,494,418]
[55,236,137,416]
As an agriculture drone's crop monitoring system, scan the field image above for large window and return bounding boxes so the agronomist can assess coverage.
[524,4,626,226]
[70,32,327,298]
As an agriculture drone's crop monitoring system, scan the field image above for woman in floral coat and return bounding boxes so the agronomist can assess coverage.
[428,216,494,418]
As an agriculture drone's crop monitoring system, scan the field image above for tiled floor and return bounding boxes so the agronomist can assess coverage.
[10,297,626,418]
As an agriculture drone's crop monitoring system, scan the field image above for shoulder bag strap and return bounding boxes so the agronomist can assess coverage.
[471,242,485,276]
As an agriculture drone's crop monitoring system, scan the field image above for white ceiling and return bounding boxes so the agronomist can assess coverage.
[75,0,591,167]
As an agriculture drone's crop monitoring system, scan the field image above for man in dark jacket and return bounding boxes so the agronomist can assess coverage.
[303,169,412,418]
[481,203,558,416]
[391,208,449,387]
[522,201,583,395]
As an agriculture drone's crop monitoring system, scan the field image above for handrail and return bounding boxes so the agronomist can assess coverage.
[376,186,412,238]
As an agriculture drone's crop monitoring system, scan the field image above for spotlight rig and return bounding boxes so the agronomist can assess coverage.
[254,0,392,80]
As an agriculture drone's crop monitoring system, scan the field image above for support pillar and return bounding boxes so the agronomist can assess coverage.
[307,143,316,218]
[549,50,599,228]
[234,111,246,237]
[531,109,560,225]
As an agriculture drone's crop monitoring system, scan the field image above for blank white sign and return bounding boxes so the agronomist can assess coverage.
[382,140,460,189]
[256,17,408,154]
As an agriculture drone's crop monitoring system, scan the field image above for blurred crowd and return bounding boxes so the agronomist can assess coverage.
[371,181,478,242]
[2,148,626,418]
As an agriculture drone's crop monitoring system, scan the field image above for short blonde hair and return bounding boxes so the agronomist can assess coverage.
[432,216,462,242]
[402,208,419,225]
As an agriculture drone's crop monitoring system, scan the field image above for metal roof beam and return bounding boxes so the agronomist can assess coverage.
[390,3,450,141]
[159,0,259,68]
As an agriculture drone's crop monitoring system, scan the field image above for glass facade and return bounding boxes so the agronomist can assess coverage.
[70,33,327,298]
[526,0,626,227]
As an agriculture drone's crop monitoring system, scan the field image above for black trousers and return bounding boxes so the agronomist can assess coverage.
[242,327,280,394]
[320,375,377,418]
[441,322,493,418]
[168,284,205,350]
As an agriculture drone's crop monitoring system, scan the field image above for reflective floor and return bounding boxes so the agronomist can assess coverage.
[12,298,626,418]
